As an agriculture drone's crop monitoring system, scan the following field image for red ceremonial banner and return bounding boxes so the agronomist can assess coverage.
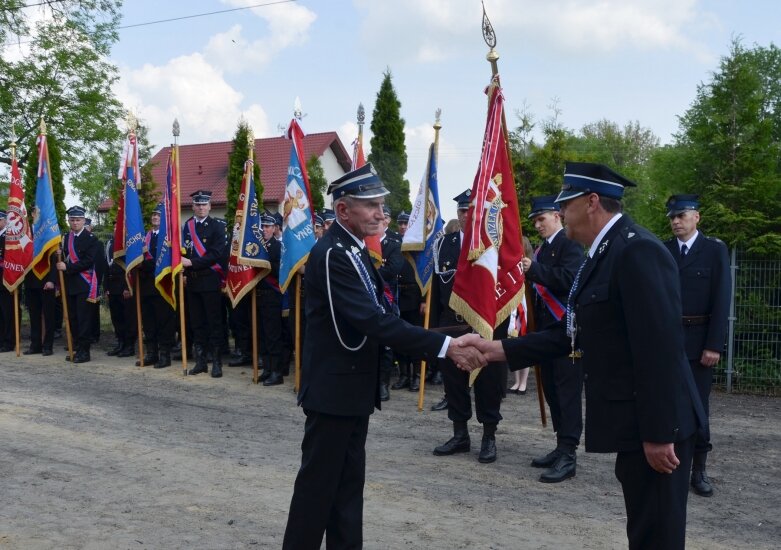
[449,75,524,339]
[3,155,34,292]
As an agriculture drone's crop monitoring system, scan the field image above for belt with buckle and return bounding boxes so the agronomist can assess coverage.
[682,315,710,326]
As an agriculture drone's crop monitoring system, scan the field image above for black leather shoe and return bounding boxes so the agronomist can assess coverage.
[691,469,714,497]
[72,351,91,364]
[117,345,135,358]
[539,452,576,483]
[409,376,420,392]
[430,397,448,411]
[106,341,122,356]
[24,348,42,355]
[228,355,252,367]
[262,372,283,386]
[433,434,470,456]
[41,348,53,356]
[430,371,444,385]
[531,449,561,468]
[391,375,409,390]
[478,437,497,463]
[188,363,208,375]
[211,361,223,378]
[379,383,390,402]
[154,351,171,369]
[259,369,272,382]
[135,351,159,367]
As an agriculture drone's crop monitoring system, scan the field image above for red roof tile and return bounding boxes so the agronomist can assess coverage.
[98,131,351,212]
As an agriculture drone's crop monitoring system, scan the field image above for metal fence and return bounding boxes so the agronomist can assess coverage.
[718,248,781,395]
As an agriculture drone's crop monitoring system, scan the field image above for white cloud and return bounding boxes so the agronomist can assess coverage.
[115,53,270,149]
[355,0,715,62]
[205,0,317,74]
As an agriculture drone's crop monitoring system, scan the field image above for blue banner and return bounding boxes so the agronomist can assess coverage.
[31,135,61,280]
[118,135,146,278]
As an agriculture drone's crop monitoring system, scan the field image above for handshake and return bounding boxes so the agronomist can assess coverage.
[444,333,506,372]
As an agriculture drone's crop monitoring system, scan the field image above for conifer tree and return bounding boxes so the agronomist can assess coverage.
[306,155,327,213]
[225,119,263,231]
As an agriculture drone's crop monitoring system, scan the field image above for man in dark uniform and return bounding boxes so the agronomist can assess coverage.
[138,204,177,369]
[257,212,285,386]
[24,250,57,356]
[85,218,105,345]
[473,162,706,550]
[282,163,485,550]
[321,208,335,231]
[181,190,227,378]
[378,206,404,400]
[313,214,325,240]
[104,236,136,358]
[431,190,507,464]
[665,194,730,498]
[521,195,584,482]
[56,206,101,363]
[0,210,16,351]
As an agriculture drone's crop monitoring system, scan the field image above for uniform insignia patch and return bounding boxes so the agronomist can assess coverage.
[598,240,609,255]
[627,232,635,238]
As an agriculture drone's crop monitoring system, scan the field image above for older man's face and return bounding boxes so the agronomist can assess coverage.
[338,198,385,239]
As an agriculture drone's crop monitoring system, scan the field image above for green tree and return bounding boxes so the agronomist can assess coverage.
[658,39,781,252]
[306,154,327,212]
[0,0,123,191]
[368,69,411,216]
[23,132,67,232]
[225,119,263,231]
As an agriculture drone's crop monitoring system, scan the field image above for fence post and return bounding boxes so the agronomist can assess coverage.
[726,247,738,393]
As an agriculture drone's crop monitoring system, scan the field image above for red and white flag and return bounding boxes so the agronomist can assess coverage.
[449,75,525,339]
[3,154,33,292]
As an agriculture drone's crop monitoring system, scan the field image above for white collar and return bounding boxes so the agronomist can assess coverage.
[336,219,365,249]
[546,227,564,244]
[677,231,699,251]
[588,213,622,258]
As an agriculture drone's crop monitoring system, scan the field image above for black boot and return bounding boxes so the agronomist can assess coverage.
[430,396,448,411]
[392,363,410,390]
[136,344,158,367]
[531,448,561,468]
[117,340,135,357]
[409,364,420,392]
[211,350,223,378]
[106,339,122,356]
[433,422,470,456]
[691,452,713,497]
[540,449,576,483]
[263,357,283,386]
[259,355,272,382]
[228,352,252,367]
[188,344,208,375]
[154,348,171,369]
[478,423,498,463]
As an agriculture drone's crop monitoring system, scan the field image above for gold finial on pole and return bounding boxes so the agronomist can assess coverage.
[172,118,180,142]
[39,116,47,135]
[482,1,500,76]
[126,112,138,134]
[247,127,255,162]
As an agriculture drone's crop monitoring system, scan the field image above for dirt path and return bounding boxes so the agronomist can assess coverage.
[1,353,779,549]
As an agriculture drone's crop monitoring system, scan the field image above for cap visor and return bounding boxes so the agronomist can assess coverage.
[554,190,586,203]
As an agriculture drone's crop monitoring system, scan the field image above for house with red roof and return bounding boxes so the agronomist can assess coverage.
[98,131,352,220]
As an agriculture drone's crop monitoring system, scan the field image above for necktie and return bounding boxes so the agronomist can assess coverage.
[680,244,688,258]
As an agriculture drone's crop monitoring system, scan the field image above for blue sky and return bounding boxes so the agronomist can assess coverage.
[108,1,779,219]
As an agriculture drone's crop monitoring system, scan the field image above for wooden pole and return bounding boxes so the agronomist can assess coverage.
[135,273,145,367]
[251,290,259,384]
[14,289,20,357]
[178,272,187,374]
[57,249,74,362]
[294,273,302,393]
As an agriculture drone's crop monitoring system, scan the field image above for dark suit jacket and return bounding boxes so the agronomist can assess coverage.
[503,215,705,453]
[62,230,101,296]
[182,216,227,292]
[526,229,583,330]
[298,221,446,417]
[103,238,129,294]
[139,230,159,297]
[430,231,462,329]
[378,232,404,298]
[664,233,731,361]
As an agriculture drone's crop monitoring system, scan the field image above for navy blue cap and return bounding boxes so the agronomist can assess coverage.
[555,162,636,203]
[152,203,164,215]
[382,205,391,217]
[666,194,700,217]
[454,189,472,210]
[314,214,324,227]
[322,209,335,222]
[397,211,410,223]
[273,211,283,227]
[66,205,86,218]
[190,189,212,204]
[0,209,6,219]
[528,195,560,218]
[327,163,390,200]
[260,211,276,226]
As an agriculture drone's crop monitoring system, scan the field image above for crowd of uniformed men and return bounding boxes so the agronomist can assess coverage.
[0,182,728,499]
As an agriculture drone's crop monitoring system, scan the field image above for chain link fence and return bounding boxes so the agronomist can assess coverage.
[718,248,781,395]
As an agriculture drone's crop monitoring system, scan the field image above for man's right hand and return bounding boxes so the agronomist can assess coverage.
[446,335,488,372]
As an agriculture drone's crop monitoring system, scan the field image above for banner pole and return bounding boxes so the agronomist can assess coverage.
[252,290,259,384]
[14,289,20,357]
[57,249,74,362]
[135,273,145,367]
[294,273,302,393]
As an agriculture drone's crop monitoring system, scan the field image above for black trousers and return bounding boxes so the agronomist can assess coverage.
[440,357,504,425]
[25,287,56,351]
[690,359,713,454]
[187,289,223,352]
[107,292,137,344]
[283,411,369,550]
[615,435,695,550]
[540,355,583,451]
[257,288,282,365]
[0,285,14,347]
[66,292,92,352]
[395,308,422,372]
[231,294,251,354]
[141,293,176,351]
